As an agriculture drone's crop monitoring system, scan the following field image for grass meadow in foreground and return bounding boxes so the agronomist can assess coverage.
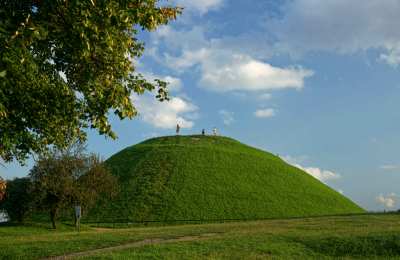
[1,214,400,259]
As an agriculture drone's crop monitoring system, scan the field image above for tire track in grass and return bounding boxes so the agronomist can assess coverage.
[44,233,218,259]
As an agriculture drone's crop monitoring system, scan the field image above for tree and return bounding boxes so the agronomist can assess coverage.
[0,0,181,163]
[0,177,34,222]
[29,143,117,229]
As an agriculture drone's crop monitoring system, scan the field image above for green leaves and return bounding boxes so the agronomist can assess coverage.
[29,143,118,227]
[0,0,181,163]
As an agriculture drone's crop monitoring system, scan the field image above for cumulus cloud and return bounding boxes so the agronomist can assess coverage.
[380,165,400,171]
[154,26,208,52]
[132,94,198,129]
[150,26,314,92]
[254,108,275,118]
[376,193,397,208]
[162,76,183,92]
[282,155,341,182]
[379,45,400,67]
[219,110,235,125]
[282,155,308,165]
[200,54,313,92]
[173,0,223,14]
[267,0,400,65]
[165,48,209,72]
[298,166,341,182]
[258,93,272,101]
[141,72,183,92]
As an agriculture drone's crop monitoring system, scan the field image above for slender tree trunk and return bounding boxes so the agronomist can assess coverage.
[50,207,57,229]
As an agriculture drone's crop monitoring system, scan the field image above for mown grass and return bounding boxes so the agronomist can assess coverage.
[88,135,363,222]
[2,214,400,259]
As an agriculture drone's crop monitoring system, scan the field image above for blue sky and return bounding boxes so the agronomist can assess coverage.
[3,0,400,211]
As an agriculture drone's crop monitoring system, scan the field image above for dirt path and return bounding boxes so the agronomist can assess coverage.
[44,233,218,259]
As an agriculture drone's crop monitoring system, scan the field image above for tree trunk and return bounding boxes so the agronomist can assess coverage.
[50,208,57,229]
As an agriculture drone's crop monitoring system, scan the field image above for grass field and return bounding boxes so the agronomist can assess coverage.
[2,214,400,259]
[89,135,363,222]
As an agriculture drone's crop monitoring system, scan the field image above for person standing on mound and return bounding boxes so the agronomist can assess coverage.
[176,124,180,135]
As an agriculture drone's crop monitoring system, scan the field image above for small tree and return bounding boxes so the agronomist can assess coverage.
[0,177,33,222]
[30,143,117,229]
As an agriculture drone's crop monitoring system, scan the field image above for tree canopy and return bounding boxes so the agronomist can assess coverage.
[0,0,181,163]
[30,143,117,228]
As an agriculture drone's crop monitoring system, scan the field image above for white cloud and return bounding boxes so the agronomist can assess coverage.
[282,155,341,182]
[267,0,400,65]
[150,26,314,92]
[174,0,223,15]
[299,166,341,182]
[165,48,209,72]
[380,165,400,171]
[258,93,272,101]
[219,110,234,126]
[254,108,275,118]
[282,155,308,165]
[154,26,208,52]
[200,54,313,92]
[132,95,198,129]
[376,193,397,208]
[380,44,400,67]
[163,76,183,92]
[141,72,183,92]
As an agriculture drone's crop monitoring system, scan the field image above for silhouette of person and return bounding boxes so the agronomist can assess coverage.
[202,129,205,135]
[176,124,180,135]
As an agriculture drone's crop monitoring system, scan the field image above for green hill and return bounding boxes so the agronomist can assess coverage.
[89,135,364,222]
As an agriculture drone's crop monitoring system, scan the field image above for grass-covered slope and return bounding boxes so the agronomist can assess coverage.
[90,135,364,222]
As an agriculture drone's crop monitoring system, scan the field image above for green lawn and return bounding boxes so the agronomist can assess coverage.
[2,214,400,259]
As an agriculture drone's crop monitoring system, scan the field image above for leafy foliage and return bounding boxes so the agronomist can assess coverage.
[0,0,181,162]
[89,135,364,222]
[0,177,34,222]
[29,143,118,228]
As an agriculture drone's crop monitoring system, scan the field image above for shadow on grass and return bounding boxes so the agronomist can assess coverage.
[293,233,400,257]
[0,221,84,232]
[0,221,19,227]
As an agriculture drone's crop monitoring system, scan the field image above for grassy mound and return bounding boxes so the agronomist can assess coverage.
[89,135,363,222]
